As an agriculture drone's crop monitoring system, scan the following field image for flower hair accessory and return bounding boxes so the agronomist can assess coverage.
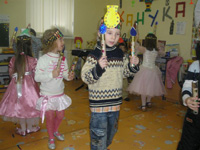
[44,29,64,45]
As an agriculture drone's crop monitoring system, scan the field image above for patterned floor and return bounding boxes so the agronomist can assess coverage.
[0,79,186,150]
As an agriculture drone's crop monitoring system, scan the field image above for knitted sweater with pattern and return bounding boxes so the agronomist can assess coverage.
[81,45,139,108]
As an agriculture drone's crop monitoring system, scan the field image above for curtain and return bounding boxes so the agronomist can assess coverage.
[26,0,74,37]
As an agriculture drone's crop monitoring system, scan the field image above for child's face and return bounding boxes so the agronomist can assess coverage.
[54,37,64,53]
[105,28,120,47]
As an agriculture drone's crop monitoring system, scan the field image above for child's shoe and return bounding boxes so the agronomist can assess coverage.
[146,102,152,108]
[54,132,65,141]
[48,139,55,150]
[27,126,40,134]
[124,97,130,101]
[16,127,26,136]
[141,106,146,112]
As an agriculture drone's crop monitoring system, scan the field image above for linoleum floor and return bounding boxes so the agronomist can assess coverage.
[0,79,186,150]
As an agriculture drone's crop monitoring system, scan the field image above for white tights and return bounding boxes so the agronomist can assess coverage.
[141,95,152,106]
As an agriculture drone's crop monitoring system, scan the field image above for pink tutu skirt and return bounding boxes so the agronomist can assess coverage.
[36,93,72,111]
[127,66,166,97]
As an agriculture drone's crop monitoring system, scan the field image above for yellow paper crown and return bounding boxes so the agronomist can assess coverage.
[104,5,120,28]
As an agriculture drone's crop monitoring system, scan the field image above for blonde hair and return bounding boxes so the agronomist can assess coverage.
[41,28,59,54]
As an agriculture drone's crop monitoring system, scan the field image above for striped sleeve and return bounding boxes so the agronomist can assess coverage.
[123,56,139,78]
[81,55,105,85]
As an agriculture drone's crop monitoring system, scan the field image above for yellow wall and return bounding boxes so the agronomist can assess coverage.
[0,0,198,62]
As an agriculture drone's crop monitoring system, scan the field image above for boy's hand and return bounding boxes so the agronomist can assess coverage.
[98,56,108,69]
[129,55,139,66]
[52,68,60,78]
[185,97,200,111]
[68,71,75,81]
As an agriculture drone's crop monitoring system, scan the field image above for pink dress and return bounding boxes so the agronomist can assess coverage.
[127,49,166,97]
[0,56,40,123]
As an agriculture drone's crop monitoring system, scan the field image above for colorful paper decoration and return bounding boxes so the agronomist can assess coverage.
[126,14,133,26]
[145,0,153,12]
[175,2,185,18]
[104,5,120,28]
[137,12,145,25]
[165,0,170,6]
[149,10,159,27]
[169,20,174,35]
[4,0,8,4]
[132,0,135,7]
[99,24,106,56]
[74,37,83,49]
[119,11,125,22]
[99,24,107,34]
[190,0,194,4]
[163,6,173,21]
[120,0,122,8]
[130,24,137,58]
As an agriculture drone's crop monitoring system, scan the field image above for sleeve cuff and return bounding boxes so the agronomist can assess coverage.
[92,63,105,79]
[182,94,190,106]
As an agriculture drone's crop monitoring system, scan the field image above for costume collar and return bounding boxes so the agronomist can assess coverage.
[96,41,117,52]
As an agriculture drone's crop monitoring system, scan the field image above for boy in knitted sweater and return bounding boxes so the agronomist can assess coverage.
[81,5,139,150]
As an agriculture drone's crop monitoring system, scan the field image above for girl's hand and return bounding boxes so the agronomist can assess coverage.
[68,71,75,81]
[129,55,139,66]
[98,56,108,69]
[52,67,60,78]
[185,97,200,111]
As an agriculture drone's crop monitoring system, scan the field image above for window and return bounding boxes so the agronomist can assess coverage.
[26,0,74,37]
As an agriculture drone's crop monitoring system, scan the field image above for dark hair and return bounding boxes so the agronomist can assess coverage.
[30,28,36,36]
[14,36,33,82]
[144,33,158,51]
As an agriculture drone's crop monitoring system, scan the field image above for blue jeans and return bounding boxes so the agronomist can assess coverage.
[90,111,119,150]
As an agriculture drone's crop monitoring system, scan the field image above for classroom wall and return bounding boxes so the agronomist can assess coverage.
[0,0,198,63]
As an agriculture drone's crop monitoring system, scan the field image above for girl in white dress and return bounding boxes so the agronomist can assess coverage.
[127,33,166,111]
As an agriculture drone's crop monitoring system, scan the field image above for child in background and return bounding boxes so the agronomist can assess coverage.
[0,29,40,136]
[118,42,130,101]
[177,42,200,150]
[127,33,166,111]
[35,28,74,150]
[13,28,42,59]
[29,28,42,59]
[81,16,139,149]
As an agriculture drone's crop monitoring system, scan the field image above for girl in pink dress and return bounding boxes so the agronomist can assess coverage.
[0,29,40,136]
[127,33,166,111]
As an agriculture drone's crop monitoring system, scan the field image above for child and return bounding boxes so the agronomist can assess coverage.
[12,28,42,59]
[81,16,139,149]
[118,42,130,101]
[127,33,166,111]
[177,42,200,150]
[35,28,74,150]
[0,29,40,136]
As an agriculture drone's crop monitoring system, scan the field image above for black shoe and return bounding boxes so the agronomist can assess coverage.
[124,97,130,101]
